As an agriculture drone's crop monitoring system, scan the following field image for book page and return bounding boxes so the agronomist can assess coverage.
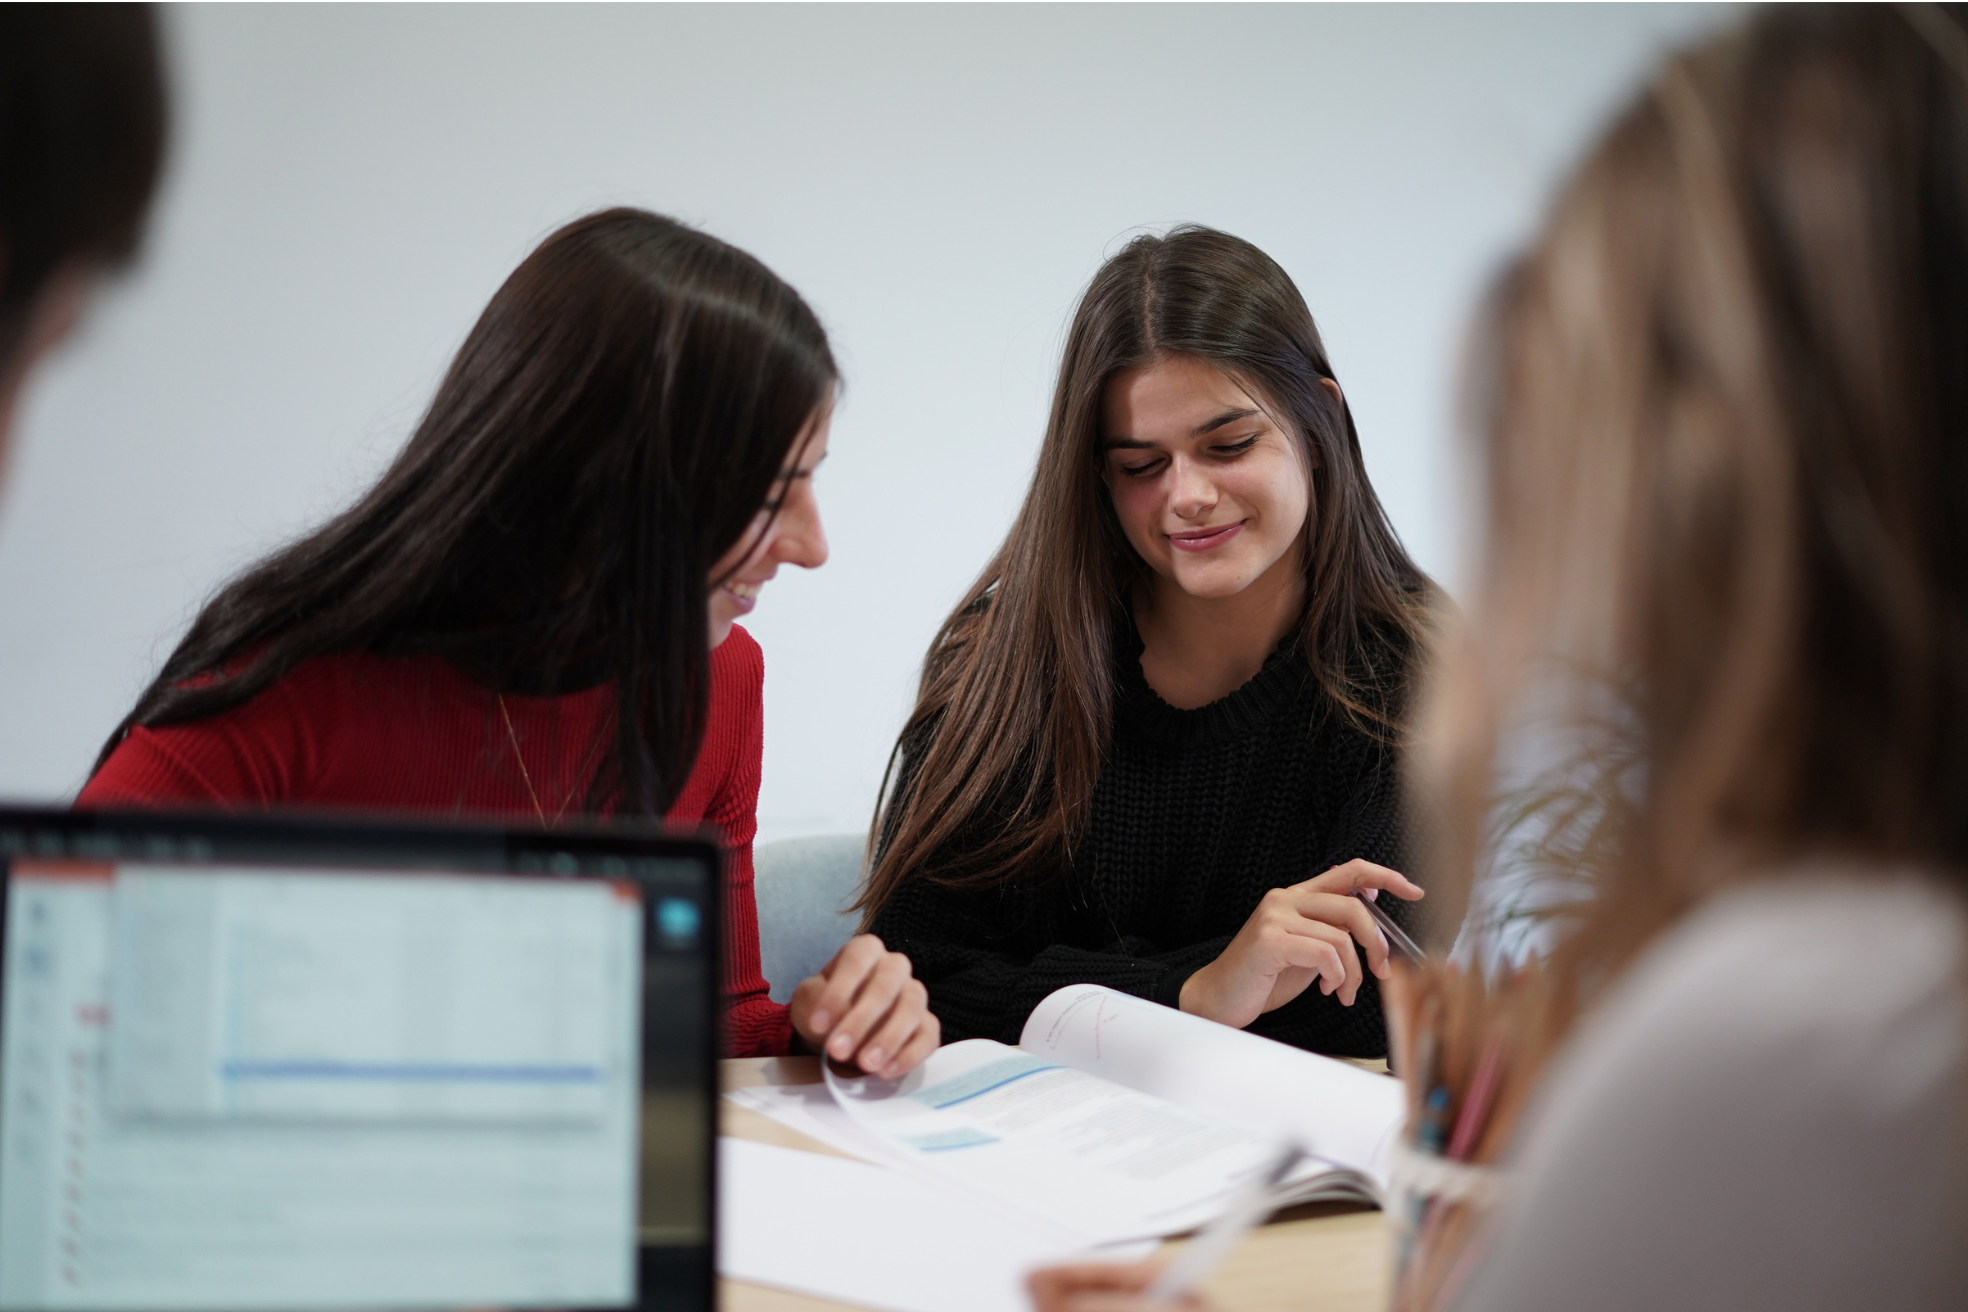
[824,1039,1291,1243]
[1020,984,1406,1188]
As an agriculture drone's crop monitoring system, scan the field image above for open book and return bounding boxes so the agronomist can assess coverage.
[734,983,1406,1244]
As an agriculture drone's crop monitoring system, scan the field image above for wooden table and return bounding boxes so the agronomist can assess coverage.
[718,1056,1392,1312]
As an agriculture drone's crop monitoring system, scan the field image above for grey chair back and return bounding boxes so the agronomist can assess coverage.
[752,833,865,1003]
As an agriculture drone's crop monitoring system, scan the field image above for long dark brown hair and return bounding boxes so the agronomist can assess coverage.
[862,225,1431,915]
[1419,4,1968,988]
[92,208,836,816]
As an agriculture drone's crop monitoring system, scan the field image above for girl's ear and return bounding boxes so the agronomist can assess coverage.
[1308,377,1346,472]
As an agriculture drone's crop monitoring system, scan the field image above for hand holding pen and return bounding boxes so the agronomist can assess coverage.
[1355,881,1427,965]
[1178,858,1426,1029]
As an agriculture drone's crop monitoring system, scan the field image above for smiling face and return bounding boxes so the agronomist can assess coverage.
[1100,355,1312,603]
[705,403,833,647]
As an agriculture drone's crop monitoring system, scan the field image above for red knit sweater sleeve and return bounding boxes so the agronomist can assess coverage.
[704,629,795,1058]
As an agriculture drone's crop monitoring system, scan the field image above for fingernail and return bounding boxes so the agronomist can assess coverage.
[1365,888,1380,901]
[862,1047,885,1071]
[809,1010,831,1033]
[829,1032,853,1058]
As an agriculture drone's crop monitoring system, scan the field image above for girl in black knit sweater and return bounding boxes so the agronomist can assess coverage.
[859,227,1434,1057]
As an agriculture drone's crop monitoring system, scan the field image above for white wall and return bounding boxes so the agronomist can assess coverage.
[0,2,1729,842]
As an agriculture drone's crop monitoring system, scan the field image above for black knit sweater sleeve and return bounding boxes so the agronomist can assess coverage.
[870,868,1208,1046]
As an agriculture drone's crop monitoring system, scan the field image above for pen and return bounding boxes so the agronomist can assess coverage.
[1355,889,1426,965]
[1445,1031,1507,1161]
[1146,1142,1305,1304]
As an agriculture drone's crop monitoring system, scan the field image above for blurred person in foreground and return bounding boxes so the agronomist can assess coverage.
[1033,5,1968,1309]
[0,5,165,480]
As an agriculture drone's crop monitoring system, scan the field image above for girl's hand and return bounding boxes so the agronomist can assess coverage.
[789,934,940,1078]
[1178,859,1424,1029]
[1028,1259,1208,1312]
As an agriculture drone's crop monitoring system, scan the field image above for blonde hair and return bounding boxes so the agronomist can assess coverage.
[1419,5,1968,992]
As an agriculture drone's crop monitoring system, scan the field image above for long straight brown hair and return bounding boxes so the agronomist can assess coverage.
[1418,5,1968,993]
[862,226,1431,916]
[94,209,835,816]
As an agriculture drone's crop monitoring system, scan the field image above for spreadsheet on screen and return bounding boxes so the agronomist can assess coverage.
[0,862,647,1311]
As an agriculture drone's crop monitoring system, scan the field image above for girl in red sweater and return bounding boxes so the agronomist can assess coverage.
[80,208,938,1077]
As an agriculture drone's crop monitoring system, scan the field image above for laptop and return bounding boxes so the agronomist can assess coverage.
[0,807,720,1312]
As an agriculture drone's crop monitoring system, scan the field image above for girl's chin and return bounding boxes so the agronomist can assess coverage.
[1163,563,1265,601]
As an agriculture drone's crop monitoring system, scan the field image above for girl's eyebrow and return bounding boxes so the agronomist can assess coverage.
[1192,407,1260,437]
[1105,410,1260,450]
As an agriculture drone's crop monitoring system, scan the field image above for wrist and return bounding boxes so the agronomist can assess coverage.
[1178,966,1215,1019]
[787,994,820,1049]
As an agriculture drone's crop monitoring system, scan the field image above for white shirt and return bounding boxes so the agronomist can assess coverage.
[1456,873,1968,1312]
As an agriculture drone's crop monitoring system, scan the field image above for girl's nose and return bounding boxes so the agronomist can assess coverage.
[776,494,829,570]
[1167,457,1216,518]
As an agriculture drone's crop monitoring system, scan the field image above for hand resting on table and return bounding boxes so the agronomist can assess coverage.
[789,933,939,1079]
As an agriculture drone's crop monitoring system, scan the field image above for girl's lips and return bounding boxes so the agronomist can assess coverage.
[721,582,761,615]
[1166,521,1245,553]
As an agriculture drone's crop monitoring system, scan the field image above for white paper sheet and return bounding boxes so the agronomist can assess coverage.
[725,1082,1114,1242]
[718,1138,1138,1312]
[724,1080,915,1169]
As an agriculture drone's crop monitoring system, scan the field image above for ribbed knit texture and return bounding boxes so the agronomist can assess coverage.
[868,621,1416,1057]
[79,625,794,1058]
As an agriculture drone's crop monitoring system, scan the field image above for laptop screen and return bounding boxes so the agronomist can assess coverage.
[0,811,718,1312]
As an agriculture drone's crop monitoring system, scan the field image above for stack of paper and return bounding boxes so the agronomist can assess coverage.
[720,1138,1131,1312]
